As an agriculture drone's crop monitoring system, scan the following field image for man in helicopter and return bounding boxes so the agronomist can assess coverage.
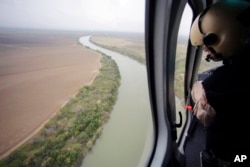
[189,1,250,166]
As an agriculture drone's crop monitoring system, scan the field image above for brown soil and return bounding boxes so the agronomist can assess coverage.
[0,31,101,158]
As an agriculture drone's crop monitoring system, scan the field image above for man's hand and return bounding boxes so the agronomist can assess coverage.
[191,81,216,127]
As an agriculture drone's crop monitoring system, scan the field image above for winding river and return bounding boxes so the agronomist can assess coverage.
[79,36,154,167]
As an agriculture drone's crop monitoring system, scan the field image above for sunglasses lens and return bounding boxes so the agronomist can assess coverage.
[203,33,218,46]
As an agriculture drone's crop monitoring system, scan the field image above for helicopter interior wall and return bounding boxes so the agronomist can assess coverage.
[184,120,206,167]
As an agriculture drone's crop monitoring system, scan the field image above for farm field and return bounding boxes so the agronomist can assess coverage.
[0,29,101,158]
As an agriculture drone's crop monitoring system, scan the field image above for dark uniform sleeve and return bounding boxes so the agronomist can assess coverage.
[200,65,250,161]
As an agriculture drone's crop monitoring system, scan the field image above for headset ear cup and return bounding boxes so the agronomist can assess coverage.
[203,33,218,46]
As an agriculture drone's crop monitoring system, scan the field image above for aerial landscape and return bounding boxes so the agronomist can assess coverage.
[0,29,121,166]
[0,1,228,166]
[0,24,219,167]
[0,0,155,166]
[0,29,99,156]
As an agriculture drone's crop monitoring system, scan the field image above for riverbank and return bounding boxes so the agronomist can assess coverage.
[90,36,146,64]
[80,36,154,167]
[0,30,101,159]
[0,50,120,166]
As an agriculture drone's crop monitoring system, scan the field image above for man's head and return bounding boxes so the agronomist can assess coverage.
[189,1,250,62]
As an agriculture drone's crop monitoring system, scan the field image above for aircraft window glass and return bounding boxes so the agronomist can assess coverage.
[175,4,192,138]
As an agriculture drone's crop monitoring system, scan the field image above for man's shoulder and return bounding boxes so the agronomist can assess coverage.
[197,65,223,81]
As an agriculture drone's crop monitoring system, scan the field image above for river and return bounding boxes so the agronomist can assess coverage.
[79,36,154,167]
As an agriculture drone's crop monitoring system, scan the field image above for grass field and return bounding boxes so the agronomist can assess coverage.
[90,36,146,64]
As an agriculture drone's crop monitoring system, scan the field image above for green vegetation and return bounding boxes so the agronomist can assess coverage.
[90,36,146,64]
[88,35,221,140]
[90,36,221,106]
[90,36,187,101]
[0,53,120,167]
[174,44,187,101]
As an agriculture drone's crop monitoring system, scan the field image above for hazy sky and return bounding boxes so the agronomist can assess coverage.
[0,0,192,34]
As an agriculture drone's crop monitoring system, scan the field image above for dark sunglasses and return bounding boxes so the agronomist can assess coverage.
[197,7,219,46]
